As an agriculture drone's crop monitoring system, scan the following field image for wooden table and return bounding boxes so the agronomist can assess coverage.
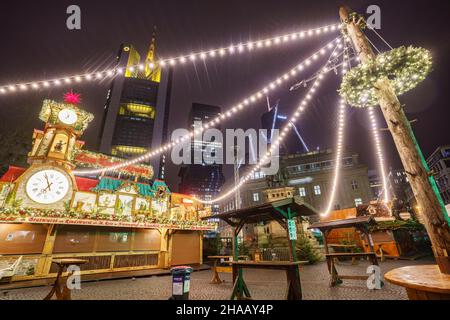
[385,265,450,300]
[230,260,308,300]
[44,259,87,300]
[207,256,247,284]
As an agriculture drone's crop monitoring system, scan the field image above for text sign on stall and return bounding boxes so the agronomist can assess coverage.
[288,219,297,240]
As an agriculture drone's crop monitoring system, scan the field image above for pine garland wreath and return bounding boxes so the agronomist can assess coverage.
[340,46,432,108]
[0,206,216,229]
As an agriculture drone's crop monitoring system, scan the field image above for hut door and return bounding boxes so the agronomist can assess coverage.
[171,231,200,266]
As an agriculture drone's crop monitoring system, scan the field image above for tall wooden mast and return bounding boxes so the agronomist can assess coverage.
[339,6,450,274]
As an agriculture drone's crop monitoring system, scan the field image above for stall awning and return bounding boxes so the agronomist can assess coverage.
[203,196,318,226]
[308,216,376,232]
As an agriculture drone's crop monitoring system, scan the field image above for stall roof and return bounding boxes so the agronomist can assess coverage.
[308,216,376,231]
[203,196,318,226]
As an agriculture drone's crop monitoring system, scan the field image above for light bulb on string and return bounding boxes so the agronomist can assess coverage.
[0,23,340,94]
[321,43,350,217]
[191,43,342,205]
[74,37,343,177]
[368,106,390,204]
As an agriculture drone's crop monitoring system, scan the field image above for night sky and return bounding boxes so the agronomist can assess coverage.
[0,0,449,191]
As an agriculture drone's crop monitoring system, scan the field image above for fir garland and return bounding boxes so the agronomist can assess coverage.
[369,219,424,232]
[0,207,216,229]
[340,46,432,108]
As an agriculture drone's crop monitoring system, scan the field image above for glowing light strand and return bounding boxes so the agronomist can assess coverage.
[0,23,341,95]
[194,44,342,205]
[0,69,118,95]
[158,23,340,67]
[368,106,389,203]
[74,37,343,176]
[321,41,350,216]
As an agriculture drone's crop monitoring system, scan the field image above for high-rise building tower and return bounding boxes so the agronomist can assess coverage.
[261,104,309,154]
[261,107,287,145]
[98,33,173,179]
[178,103,225,213]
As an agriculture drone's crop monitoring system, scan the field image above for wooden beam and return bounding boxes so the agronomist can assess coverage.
[274,207,288,219]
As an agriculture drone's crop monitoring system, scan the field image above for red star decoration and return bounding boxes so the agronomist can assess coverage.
[64,91,81,105]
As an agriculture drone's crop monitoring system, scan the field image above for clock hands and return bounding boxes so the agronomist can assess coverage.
[43,174,53,192]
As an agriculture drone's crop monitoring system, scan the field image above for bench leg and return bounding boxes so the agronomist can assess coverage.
[61,277,72,300]
[230,277,239,300]
[329,258,342,287]
[210,261,222,284]
[230,268,251,300]
[285,267,302,300]
[44,268,63,300]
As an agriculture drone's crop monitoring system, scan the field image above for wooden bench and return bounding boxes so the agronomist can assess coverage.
[328,244,360,265]
[326,252,379,286]
[207,255,248,284]
[309,216,381,288]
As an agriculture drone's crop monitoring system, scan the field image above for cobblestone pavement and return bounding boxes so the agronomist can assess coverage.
[0,258,434,300]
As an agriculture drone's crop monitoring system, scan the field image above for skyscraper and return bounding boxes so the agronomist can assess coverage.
[98,34,172,179]
[261,107,286,145]
[261,103,309,155]
[178,103,225,212]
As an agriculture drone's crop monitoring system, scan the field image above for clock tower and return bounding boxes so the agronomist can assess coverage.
[14,92,94,210]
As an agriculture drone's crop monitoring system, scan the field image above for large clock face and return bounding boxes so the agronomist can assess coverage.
[58,109,78,125]
[25,169,70,204]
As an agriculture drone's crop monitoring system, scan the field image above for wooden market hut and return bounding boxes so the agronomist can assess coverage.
[203,196,319,300]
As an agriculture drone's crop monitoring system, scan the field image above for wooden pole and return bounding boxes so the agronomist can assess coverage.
[339,6,450,274]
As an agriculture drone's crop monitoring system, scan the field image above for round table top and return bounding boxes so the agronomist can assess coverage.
[385,265,450,294]
[52,258,88,266]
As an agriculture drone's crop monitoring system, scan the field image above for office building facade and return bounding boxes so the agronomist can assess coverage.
[222,149,372,213]
[427,145,450,205]
[98,38,172,179]
[178,103,225,213]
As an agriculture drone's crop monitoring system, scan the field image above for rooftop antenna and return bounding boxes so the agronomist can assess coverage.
[266,96,271,112]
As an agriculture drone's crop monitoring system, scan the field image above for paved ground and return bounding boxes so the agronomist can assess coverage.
[0,258,434,300]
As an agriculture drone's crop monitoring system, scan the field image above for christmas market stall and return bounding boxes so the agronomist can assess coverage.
[356,203,431,259]
[318,203,430,260]
[0,94,216,285]
[203,196,318,300]
[309,216,380,287]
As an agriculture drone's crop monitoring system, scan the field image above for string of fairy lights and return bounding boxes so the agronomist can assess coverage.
[368,106,389,203]
[73,37,344,176]
[193,43,343,204]
[321,36,390,215]
[0,23,341,95]
[321,40,350,216]
[0,19,392,207]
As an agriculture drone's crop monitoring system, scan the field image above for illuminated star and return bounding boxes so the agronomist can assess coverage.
[64,91,81,105]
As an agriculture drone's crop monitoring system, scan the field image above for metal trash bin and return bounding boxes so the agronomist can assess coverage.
[170,266,193,300]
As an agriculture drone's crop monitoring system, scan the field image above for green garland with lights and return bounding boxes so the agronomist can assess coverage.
[339,46,432,108]
[369,219,425,232]
[0,207,216,230]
